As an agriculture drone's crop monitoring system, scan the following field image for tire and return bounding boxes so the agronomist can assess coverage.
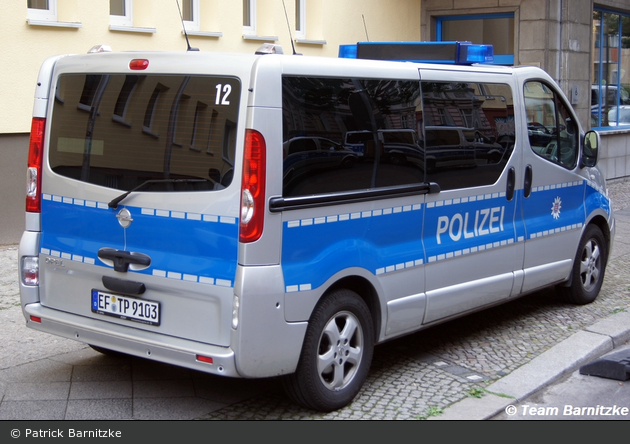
[559,225,608,305]
[282,289,374,412]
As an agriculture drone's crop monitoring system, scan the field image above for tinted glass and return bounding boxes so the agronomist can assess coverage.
[49,74,240,192]
[524,81,578,169]
[282,76,423,197]
[420,81,515,190]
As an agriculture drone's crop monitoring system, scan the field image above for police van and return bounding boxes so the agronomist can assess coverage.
[19,41,614,412]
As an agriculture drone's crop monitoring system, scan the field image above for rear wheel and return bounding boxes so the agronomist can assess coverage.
[558,224,608,305]
[282,289,374,412]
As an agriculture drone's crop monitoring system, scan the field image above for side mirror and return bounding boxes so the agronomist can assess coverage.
[581,130,600,168]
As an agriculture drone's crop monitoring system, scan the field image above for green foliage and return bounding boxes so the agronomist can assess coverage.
[416,406,444,420]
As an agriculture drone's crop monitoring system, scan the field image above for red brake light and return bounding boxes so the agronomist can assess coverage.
[239,129,266,243]
[26,117,45,213]
[129,59,149,70]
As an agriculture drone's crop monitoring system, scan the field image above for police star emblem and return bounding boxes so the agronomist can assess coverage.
[551,197,562,220]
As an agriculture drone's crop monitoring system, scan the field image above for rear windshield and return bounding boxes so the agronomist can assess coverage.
[49,74,241,192]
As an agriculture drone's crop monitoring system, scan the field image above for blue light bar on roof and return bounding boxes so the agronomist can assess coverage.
[338,41,494,65]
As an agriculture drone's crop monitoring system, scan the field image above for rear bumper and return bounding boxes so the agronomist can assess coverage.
[23,303,239,377]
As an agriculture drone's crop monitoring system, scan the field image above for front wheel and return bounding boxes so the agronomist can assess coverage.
[558,225,608,305]
[282,289,374,412]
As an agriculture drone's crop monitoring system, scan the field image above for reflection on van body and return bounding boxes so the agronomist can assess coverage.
[282,137,357,194]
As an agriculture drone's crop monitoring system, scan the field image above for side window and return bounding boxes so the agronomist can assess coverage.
[524,81,578,169]
[282,76,423,198]
[420,81,515,191]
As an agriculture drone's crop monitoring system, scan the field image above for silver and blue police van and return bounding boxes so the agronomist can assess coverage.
[19,42,614,411]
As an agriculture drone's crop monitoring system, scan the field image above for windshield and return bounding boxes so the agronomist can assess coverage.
[49,74,241,192]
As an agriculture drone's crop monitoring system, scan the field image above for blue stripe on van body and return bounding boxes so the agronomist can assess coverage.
[521,181,587,239]
[280,181,605,293]
[40,195,238,286]
[584,180,611,219]
[282,204,424,292]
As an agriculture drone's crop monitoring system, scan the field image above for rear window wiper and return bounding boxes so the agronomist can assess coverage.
[108,178,208,209]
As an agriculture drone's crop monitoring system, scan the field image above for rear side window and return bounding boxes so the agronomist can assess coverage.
[282,76,423,198]
[49,74,241,192]
[281,77,516,198]
[420,81,516,191]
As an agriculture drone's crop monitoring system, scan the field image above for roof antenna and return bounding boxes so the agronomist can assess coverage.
[281,0,300,55]
[176,0,199,51]
[362,14,370,42]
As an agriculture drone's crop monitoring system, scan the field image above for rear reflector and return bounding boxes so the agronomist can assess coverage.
[30,316,42,323]
[196,355,214,364]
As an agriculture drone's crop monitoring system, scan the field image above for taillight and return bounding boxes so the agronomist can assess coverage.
[239,129,266,243]
[21,256,39,286]
[26,117,45,213]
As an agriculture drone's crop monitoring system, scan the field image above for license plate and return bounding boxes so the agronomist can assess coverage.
[91,289,160,326]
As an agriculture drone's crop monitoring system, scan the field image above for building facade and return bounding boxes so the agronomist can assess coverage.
[422,0,630,182]
[1,0,629,244]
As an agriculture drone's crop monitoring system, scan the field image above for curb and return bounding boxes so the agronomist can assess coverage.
[430,311,630,420]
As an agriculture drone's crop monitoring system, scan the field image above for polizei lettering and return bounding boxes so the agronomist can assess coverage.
[436,206,505,244]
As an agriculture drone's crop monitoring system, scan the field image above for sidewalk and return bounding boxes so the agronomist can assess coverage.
[433,178,630,420]
[0,180,629,420]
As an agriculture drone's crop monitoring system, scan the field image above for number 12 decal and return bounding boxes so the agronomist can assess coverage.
[215,83,232,105]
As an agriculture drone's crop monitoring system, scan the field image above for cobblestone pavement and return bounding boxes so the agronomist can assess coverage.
[0,180,629,420]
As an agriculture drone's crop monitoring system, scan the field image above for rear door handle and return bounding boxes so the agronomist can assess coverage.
[98,248,151,273]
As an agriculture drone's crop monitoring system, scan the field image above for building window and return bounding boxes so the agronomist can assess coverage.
[295,0,306,39]
[436,13,514,65]
[592,9,630,129]
[27,0,57,22]
[110,0,133,27]
[181,0,200,32]
[243,0,256,35]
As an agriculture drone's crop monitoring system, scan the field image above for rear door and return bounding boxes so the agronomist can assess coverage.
[39,53,249,347]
